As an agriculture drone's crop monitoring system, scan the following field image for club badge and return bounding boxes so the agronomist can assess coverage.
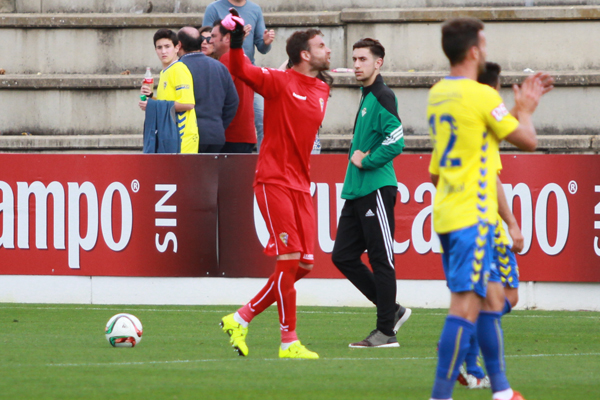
[279,232,289,246]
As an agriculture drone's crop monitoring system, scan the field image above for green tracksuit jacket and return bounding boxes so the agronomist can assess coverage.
[341,74,405,200]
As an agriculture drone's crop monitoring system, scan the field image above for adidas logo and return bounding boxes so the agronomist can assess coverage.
[365,209,375,217]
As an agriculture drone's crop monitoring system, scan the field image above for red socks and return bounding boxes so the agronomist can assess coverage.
[238,272,277,323]
[237,260,311,339]
[273,259,299,333]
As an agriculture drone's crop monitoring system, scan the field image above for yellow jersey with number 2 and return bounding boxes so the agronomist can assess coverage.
[427,77,519,234]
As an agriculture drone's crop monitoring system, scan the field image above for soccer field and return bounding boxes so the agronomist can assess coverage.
[1,304,598,400]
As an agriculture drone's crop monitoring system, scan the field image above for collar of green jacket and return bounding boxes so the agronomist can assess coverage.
[360,73,385,98]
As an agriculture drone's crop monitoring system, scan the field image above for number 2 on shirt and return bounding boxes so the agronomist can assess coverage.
[429,113,462,167]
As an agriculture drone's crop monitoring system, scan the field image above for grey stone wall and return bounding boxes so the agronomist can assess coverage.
[12,0,600,13]
[0,0,15,13]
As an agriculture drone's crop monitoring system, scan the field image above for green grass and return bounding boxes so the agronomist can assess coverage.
[1,304,599,400]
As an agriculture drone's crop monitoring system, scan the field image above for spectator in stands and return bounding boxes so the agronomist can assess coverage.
[203,0,275,152]
[139,28,198,153]
[199,26,216,58]
[211,19,256,153]
[177,27,239,153]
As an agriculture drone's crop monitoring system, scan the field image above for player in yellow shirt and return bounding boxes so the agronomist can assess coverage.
[427,18,544,400]
[456,61,554,390]
[139,29,199,153]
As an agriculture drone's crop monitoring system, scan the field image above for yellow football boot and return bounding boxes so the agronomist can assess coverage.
[279,341,319,359]
[220,313,249,356]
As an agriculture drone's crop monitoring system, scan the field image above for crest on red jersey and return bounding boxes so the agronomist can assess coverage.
[279,232,289,246]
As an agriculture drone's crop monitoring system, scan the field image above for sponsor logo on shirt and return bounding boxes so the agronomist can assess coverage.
[361,107,367,117]
[175,84,190,91]
[491,103,509,122]
[293,92,307,101]
[279,232,289,246]
[303,254,314,261]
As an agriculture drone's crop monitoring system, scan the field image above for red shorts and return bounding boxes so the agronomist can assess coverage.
[254,183,315,264]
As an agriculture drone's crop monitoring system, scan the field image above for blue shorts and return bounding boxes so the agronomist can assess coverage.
[439,223,498,298]
[493,243,520,289]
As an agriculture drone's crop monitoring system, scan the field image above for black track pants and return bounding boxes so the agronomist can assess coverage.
[332,186,398,336]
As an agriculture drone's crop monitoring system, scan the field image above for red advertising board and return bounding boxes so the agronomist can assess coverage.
[0,154,599,282]
[0,154,219,277]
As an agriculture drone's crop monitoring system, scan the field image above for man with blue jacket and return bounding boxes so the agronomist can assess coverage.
[177,27,239,153]
[202,0,275,151]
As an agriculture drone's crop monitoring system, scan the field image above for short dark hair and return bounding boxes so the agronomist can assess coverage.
[441,18,484,66]
[212,19,231,38]
[285,29,332,88]
[199,26,212,35]
[286,28,323,66]
[177,29,202,52]
[478,62,501,88]
[153,28,179,47]
[352,38,385,59]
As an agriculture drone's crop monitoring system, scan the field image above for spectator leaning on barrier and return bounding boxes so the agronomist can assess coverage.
[199,26,217,58]
[139,28,199,153]
[211,19,257,154]
[177,27,239,154]
[202,0,275,152]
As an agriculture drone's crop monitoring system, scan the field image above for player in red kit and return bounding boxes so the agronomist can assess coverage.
[218,13,331,359]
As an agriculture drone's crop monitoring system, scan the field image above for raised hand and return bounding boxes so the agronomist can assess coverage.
[513,74,543,116]
[244,24,252,38]
[223,8,246,49]
[263,29,275,45]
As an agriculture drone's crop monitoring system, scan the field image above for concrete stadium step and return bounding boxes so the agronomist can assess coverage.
[0,12,342,74]
[0,134,142,152]
[343,7,600,73]
[320,134,600,153]
[1,72,599,153]
[2,5,600,153]
[2,7,600,74]
[5,0,600,13]
[0,134,596,154]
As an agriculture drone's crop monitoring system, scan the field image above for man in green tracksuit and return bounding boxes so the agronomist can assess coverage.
[332,38,411,348]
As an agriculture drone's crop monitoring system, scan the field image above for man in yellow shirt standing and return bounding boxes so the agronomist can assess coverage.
[139,29,199,153]
[427,18,544,400]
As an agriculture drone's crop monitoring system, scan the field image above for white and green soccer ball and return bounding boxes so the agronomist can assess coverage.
[105,313,143,347]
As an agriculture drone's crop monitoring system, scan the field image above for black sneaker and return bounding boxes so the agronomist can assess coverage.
[393,304,412,334]
[349,329,400,348]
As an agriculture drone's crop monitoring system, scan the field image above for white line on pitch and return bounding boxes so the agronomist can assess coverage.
[28,352,600,368]
[1,306,598,318]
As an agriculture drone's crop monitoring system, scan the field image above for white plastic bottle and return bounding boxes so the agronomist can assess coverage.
[143,67,154,87]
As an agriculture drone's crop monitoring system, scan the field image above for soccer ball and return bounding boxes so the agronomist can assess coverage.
[105,313,143,347]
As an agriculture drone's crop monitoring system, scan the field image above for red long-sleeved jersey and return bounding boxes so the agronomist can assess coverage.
[220,51,256,144]
[229,48,330,192]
